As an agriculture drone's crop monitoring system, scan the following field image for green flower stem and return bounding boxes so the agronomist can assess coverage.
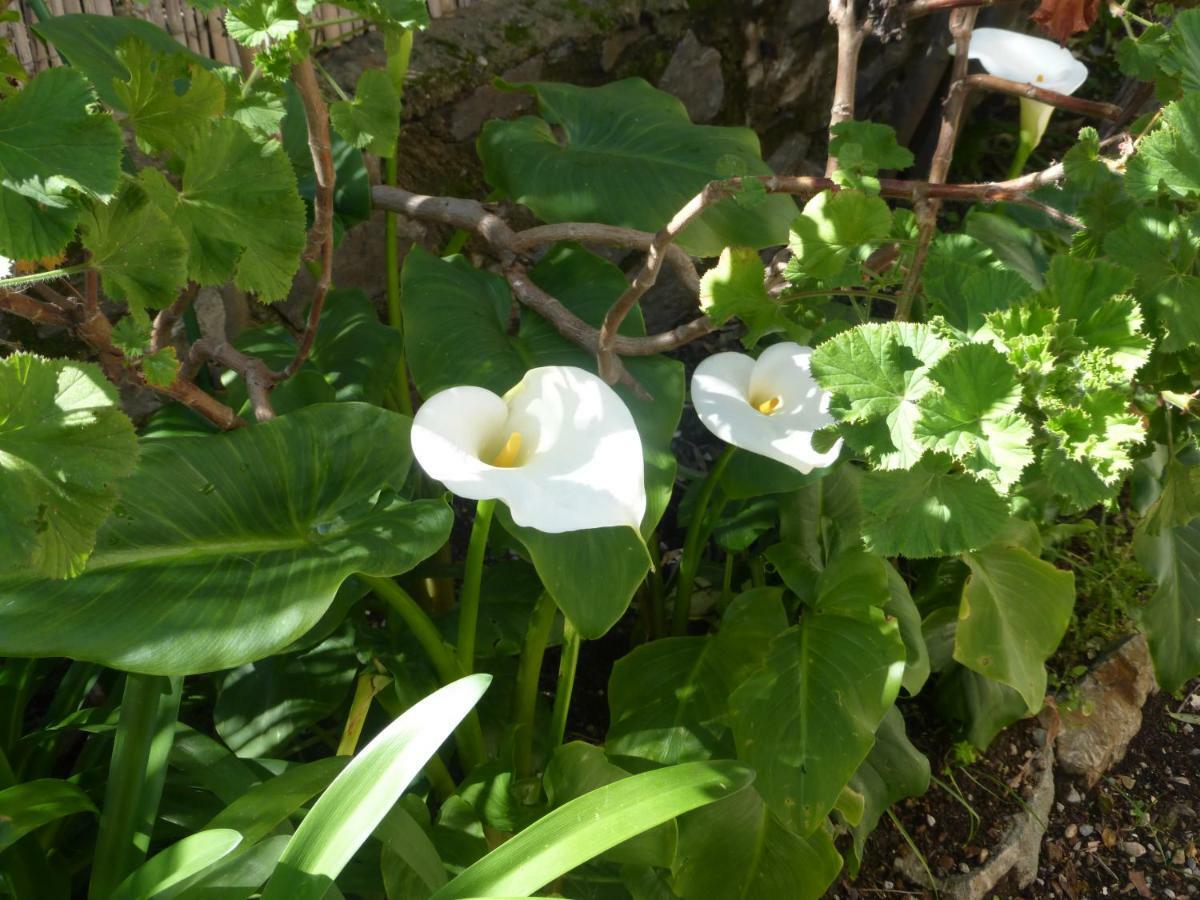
[88,674,182,900]
[457,498,495,674]
[512,592,558,781]
[672,446,735,635]
[0,264,89,290]
[384,28,415,418]
[362,574,486,771]
[547,618,581,750]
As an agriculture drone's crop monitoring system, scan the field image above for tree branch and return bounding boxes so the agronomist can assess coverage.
[278,56,336,382]
[898,6,979,321]
[903,0,1003,19]
[150,284,199,354]
[964,73,1123,121]
[0,290,70,326]
[192,336,277,423]
[371,185,518,257]
[826,0,870,176]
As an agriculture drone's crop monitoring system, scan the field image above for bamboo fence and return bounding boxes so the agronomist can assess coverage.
[3,0,474,75]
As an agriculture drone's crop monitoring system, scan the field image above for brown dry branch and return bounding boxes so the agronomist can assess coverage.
[370,185,519,255]
[278,56,336,382]
[150,283,199,353]
[826,0,870,176]
[192,336,277,423]
[903,0,1006,18]
[0,290,70,326]
[964,73,1123,120]
[898,6,979,321]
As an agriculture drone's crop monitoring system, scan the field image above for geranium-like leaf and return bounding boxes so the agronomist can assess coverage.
[788,190,892,280]
[142,119,305,301]
[699,247,807,347]
[828,120,914,175]
[225,0,300,48]
[914,344,1033,492]
[1126,94,1200,200]
[954,545,1075,714]
[114,37,225,153]
[0,404,451,674]
[140,347,179,388]
[922,253,1031,335]
[478,78,797,257]
[0,354,137,579]
[811,322,951,469]
[330,69,400,158]
[79,175,190,317]
[858,458,1009,558]
[730,607,904,836]
[1043,389,1144,488]
[0,67,122,259]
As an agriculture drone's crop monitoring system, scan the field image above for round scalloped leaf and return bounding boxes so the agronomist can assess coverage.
[0,354,137,579]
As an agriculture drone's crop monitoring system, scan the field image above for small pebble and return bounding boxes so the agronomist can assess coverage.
[1067,786,1083,804]
[1123,841,1149,858]
[1166,891,1177,899]
[926,814,936,827]
[1120,774,1137,789]
[1177,849,1189,865]
[1080,824,1095,836]
[1065,823,1079,839]
[883,881,894,890]
[979,848,989,863]
[959,862,970,874]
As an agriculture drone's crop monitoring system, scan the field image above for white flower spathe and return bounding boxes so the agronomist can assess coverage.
[0,257,10,279]
[411,365,647,534]
[958,28,1088,95]
[691,342,842,474]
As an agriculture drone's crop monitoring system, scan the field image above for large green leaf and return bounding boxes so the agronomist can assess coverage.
[844,708,929,875]
[607,589,786,764]
[1126,94,1200,200]
[109,829,243,900]
[858,459,1010,559]
[0,404,451,674]
[0,354,137,579]
[699,247,807,347]
[730,608,905,836]
[79,175,190,317]
[402,245,684,637]
[262,675,491,900]
[214,631,359,758]
[478,79,796,257]
[0,66,122,259]
[672,786,842,900]
[954,545,1075,714]
[330,69,400,158]
[0,780,97,852]
[788,189,892,280]
[113,37,225,154]
[1134,517,1200,692]
[141,118,306,301]
[430,761,756,900]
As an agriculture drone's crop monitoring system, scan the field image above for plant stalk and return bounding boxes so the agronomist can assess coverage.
[384,28,414,418]
[88,674,182,900]
[512,592,558,781]
[457,498,496,674]
[672,446,735,635]
[547,619,581,749]
[362,574,487,771]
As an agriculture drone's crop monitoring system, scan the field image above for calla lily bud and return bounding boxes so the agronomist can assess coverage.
[411,365,647,534]
[691,342,842,474]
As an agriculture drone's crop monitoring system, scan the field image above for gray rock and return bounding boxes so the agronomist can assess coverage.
[657,30,724,123]
[1080,824,1095,836]
[1066,786,1083,804]
[1123,841,1148,858]
[1057,634,1158,787]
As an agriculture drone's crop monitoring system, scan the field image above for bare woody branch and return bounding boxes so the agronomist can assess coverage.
[277,56,336,382]
[903,0,1004,19]
[192,336,277,423]
[150,283,199,354]
[0,290,70,326]
[826,0,869,176]
[964,74,1123,121]
[898,6,979,320]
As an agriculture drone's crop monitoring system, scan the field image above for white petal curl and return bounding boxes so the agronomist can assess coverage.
[957,28,1088,95]
[0,257,10,279]
[691,342,842,474]
[411,366,646,534]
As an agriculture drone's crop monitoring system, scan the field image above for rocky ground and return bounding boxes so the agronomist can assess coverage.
[835,678,1200,899]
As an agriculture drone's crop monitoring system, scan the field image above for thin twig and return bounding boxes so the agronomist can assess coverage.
[0,290,70,326]
[371,185,518,256]
[278,56,335,382]
[826,0,870,175]
[898,6,979,321]
[964,73,1123,121]
[510,222,700,294]
[903,0,1004,19]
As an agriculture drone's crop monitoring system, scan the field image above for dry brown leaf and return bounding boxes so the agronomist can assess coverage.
[1129,870,1152,898]
[1031,0,1100,44]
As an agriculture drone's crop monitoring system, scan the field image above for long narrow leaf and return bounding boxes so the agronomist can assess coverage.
[207,757,348,844]
[109,829,242,900]
[261,674,491,900]
[432,761,754,900]
[0,779,97,852]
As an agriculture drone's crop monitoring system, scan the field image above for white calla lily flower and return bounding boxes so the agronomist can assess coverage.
[0,256,11,279]
[960,28,1089,95]
[952,27,1090,178]
[411,365,647,534]
[691,342,841,473]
